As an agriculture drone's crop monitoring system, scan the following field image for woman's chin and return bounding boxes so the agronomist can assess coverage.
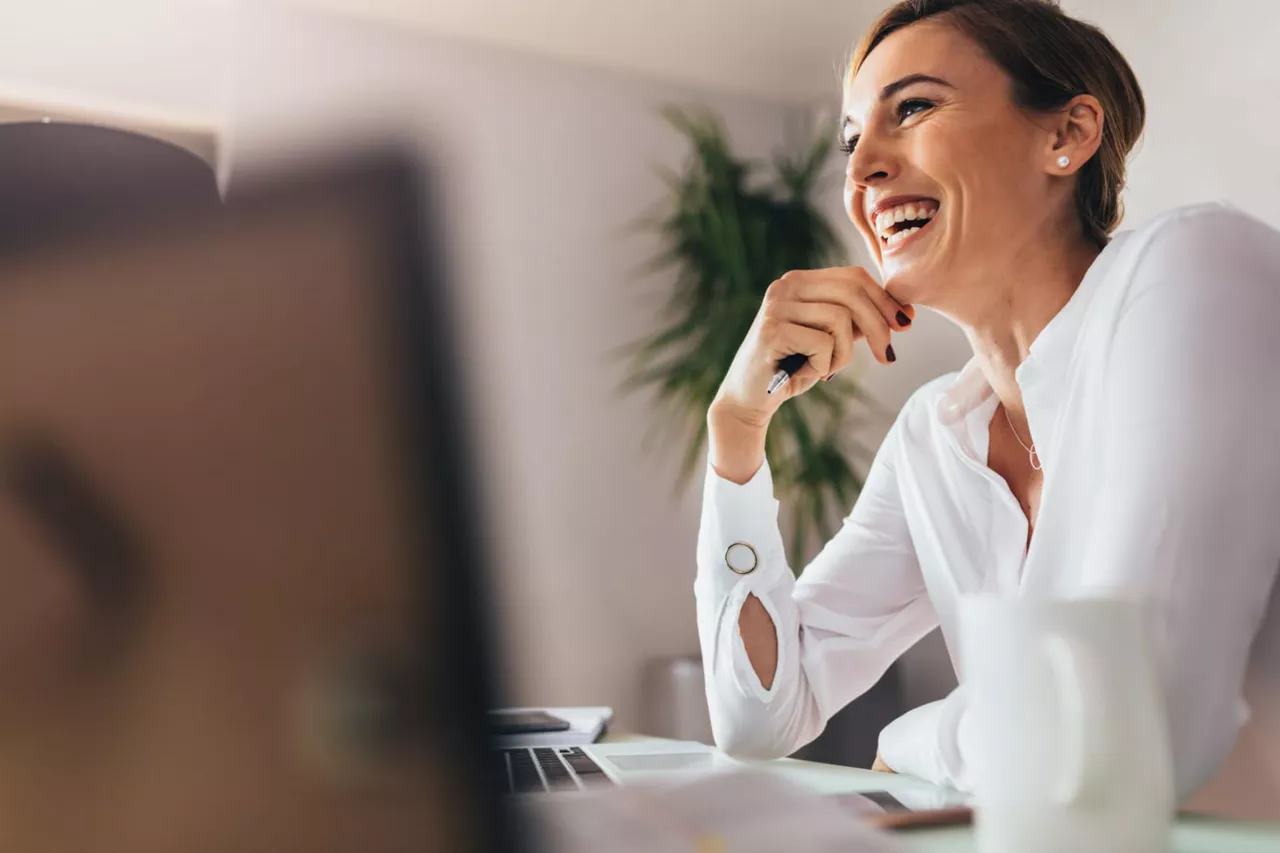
[883,271,926,307]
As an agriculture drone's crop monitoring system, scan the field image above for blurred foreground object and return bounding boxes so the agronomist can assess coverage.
[534,769,908,853]
[0,148,507,852]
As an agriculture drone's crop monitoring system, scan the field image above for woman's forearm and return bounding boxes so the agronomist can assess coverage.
[707,401,768,485]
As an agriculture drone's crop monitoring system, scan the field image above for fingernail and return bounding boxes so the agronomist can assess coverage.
[886,345,896,363]
[896,310,911,327]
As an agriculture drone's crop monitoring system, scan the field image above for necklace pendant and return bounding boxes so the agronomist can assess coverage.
[1029,447,1042,471]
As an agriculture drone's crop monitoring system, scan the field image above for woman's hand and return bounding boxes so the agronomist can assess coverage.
[707,267,913,483]
[871,753,897,774]
[714,266,912,421]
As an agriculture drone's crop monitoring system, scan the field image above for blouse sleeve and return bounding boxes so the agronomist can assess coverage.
[695,409,939,759]
[1069,205,1280,799]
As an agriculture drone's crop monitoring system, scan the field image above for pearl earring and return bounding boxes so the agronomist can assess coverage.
[1056,155,1070,168]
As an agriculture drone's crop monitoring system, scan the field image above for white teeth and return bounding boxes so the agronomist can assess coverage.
[886,226,921,247]
[872,201,939,241]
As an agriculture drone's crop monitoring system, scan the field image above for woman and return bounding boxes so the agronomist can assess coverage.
[696,0,1280,805]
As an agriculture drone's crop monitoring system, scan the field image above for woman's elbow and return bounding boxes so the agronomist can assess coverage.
[1170,704,1246,803]
[1173,736,1238,803]
[711,721,792,761]
[706,696,822,761]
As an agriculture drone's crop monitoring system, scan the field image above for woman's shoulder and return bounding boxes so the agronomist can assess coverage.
[1121,202,1280,273]
[1105,202,1280,301]
[1134,200,1268,234]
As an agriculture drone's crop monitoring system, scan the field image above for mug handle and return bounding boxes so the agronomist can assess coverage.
[1042,633,1100,805]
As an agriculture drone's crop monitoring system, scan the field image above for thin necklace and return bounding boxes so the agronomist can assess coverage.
[1003,405,1042,471]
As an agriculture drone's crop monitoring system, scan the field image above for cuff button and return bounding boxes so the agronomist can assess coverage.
[725,542,758,575]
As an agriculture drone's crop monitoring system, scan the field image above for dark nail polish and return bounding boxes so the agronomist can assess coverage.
[896,311,911,327]
[886,344,896,363]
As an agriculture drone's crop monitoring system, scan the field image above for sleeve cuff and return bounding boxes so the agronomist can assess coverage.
[696,460,789,599]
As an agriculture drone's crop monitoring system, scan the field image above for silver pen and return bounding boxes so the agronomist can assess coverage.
[766,353,808,395]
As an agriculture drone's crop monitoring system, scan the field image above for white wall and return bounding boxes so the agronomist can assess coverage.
[1065,0,1280,231]
[291,0,877,101]
[0,0,227,133]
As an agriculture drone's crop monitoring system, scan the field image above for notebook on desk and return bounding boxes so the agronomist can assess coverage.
[492,707,614,748]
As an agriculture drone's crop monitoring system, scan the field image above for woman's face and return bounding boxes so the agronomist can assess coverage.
[843,20,1067,310]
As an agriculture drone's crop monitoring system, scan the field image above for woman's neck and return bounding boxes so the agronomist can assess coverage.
[956,234,1100,419]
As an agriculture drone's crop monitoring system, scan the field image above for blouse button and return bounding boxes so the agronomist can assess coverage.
[725,542,759,575]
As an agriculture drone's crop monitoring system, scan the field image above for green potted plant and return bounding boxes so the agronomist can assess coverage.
[621,106,881,568]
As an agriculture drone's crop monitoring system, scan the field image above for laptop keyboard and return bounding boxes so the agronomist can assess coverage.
[498,746,615,794]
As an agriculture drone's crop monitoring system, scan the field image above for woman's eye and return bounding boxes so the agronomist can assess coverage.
[898,98,933,121]
[840,99,932,155]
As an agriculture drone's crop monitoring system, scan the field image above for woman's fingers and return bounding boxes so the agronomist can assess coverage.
[782,268,912,333]
[783,266,916,366]
[769,268,910,367]
[765,321,835,381]
[863,277,916,332]
[784,279,895,366]
[717,266,908,420]
[766,301,856,379]
[845,289,897,366]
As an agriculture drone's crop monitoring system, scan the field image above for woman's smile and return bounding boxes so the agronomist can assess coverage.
[880,205,939,256]
[864,195,942,262]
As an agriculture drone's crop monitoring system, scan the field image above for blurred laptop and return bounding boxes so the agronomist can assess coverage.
[0,150,509,852]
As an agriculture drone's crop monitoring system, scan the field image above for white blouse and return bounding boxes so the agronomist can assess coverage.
[695,203,1280,800]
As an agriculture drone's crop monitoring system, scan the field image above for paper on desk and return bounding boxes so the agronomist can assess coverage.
[528,769,909,853]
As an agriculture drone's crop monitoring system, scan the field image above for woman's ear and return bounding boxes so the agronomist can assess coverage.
[1046,94,1104,174]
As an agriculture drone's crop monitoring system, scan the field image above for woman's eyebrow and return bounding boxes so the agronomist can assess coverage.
[844,73,955,132]
[880,73,955,101]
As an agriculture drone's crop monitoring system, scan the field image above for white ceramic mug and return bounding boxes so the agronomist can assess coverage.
[960,595,1175,853]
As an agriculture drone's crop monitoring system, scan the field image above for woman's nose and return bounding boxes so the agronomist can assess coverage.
[848,132,895,188]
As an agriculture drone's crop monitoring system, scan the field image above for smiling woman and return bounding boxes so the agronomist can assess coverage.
[839,0,1145,314]
[696,0,1280,817]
